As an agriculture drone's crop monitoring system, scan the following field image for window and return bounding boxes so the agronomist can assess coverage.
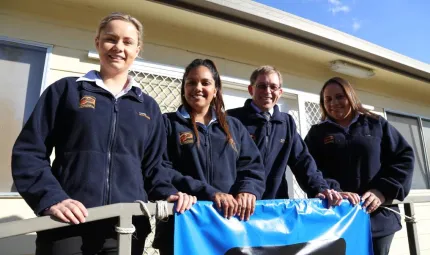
[130,70,182,113]
[386,112,430,189]
[0,39,50,193]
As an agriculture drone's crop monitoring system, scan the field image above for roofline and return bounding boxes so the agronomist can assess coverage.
[149,0,430,83]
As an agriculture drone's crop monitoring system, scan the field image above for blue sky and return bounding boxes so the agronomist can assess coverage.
[255,0,430,64]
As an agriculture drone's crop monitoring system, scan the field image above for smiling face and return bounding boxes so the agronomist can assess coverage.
[183,65,217,113]
[248,72,283,112]
[95,19,140,75]
[323,82,353,122]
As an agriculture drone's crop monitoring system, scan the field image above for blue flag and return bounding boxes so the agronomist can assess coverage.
[174,199,372,255]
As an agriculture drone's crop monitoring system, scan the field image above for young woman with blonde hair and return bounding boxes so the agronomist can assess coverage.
[12,12,195,255]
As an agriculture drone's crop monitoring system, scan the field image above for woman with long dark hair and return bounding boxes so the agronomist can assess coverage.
[304,77,414,255]
[153,59,266,255]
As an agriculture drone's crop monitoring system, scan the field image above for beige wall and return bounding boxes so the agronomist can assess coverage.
[1,1,430,254]
[0,200,35,255]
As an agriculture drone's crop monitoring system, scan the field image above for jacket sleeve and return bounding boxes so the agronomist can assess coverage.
[229,121,266,200]
[304,126,342,191]
[142,105,179,201]
[12,81,70,215]
[164,162,221,201]
[147,114,221,201]
[369,118,415,201]
[287,118,330,197]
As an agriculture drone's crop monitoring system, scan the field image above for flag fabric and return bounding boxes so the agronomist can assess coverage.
[174,199,372,255]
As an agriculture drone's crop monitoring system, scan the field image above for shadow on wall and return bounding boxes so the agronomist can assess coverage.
[0,216,36,255]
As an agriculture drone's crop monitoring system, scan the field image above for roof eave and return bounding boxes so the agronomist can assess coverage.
[149,0,430,83]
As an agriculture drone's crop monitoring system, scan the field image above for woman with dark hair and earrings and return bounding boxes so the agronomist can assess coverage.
[304,77,415,255]
[152,59,266,255]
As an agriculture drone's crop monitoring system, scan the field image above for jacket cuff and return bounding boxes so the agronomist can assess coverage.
[35,192,70,216]
[234,187,262,200]
[197,185,221,201]
[370,180,400,201]
[149,186,179,201]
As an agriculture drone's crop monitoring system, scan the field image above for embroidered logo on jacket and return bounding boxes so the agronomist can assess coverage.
[280,139,286,144]
[323,135,335,144]
[138,112,151,120]
[179,132,194,145]
[79,96,96,109]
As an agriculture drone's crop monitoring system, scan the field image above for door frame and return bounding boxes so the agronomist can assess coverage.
[0,36,52,197]
[0,36,53,95]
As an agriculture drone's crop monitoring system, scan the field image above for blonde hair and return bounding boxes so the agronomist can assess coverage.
[250,65,283,86]
[96,12,143,46]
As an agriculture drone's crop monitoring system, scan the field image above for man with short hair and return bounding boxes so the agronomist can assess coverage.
[227,66,341,204]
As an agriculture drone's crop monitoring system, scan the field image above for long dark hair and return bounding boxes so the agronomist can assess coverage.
[181,59,235,148]
[319,77,378,120]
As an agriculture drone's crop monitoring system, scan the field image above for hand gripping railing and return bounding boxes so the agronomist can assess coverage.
[0,202,174,255]
[1,196,430,255]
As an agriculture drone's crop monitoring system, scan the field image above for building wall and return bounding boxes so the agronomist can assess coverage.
[1,2,430,254]
[0,199,35,255]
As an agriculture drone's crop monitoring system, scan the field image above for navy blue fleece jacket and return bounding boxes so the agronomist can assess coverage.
[12,77,179,215]
[162,109,266,200]
[227,99,329,199]
[305,114,414,237]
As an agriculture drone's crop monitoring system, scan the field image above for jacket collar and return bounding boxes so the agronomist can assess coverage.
[318,113,368,130]
[243,99,284,122]
[175,105,217,128]
[79,80,144,102]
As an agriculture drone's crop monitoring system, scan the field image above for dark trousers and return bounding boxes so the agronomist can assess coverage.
[372,233,395,255]
[36,217,150,255]
[153,217,174,255]
[158,245,174,255]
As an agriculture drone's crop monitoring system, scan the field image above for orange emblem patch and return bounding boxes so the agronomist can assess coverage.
[324,135,335,144]
[79,96,96,109]
[179,132,194,145]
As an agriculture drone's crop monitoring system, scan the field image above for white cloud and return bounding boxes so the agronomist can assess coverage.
[328,0,350,15]
[352,19,361,31]
[329,5,350,14]
[328,0,341,5]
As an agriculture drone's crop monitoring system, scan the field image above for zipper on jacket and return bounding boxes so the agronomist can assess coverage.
[345,132,358,191]
[263,121,272,166]
[206,130,213,185]
[104,98,119,204]
[265,121,272,146]
[201,129,212,185]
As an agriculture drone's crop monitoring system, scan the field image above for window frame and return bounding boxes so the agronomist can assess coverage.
[385,109,430,191]
[0,36,53,197]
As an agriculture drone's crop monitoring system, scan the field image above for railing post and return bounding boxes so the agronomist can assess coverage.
[404,203,420,255]
[118,215,133,255]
